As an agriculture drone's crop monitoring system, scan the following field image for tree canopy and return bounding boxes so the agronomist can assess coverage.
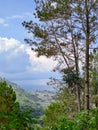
[23,0,98,111]
[22,0,98,129]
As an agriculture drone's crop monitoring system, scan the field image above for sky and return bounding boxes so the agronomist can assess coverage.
[0,0,58,91]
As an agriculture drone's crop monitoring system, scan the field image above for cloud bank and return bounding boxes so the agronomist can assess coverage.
[0,37,57,90]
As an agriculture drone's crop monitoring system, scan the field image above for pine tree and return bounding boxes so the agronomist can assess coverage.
[23,0,98,110]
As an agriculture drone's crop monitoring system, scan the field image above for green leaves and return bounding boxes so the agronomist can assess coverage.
[42,107,98,130]
[74,109,98,130]
[0,81,41,129]
[0,81,18,114]
[61,68,81,91]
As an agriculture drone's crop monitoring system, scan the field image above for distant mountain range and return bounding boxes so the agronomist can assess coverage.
[0,77,55,112]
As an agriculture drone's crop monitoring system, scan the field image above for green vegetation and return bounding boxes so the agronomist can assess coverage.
[1,0,98,129]
[1,79,98,129]
[42,108,98,130]
[22,0,98,129]
[0,81,41,129]
[23,0,98,111]
[0,77,55,110]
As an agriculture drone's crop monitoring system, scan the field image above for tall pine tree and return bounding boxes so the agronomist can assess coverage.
[23,0,98,111]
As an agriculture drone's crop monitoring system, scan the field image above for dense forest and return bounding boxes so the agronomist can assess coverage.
[0,0,98,129]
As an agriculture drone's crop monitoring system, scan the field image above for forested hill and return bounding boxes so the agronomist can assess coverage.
[0,77,55,110]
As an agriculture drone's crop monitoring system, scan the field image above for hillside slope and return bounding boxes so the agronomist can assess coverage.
[0,77,55,110]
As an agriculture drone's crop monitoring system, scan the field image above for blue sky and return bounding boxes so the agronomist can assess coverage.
[0,0,58,91]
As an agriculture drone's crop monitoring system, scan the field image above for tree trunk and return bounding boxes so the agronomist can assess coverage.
[75,50,81,112]
[85,41,89,110]
[85,0,90,110]
[76,84,81,111]
[71,32,81,112]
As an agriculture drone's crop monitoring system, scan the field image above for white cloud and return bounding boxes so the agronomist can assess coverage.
[9,15,24,19]
[26,49,57,72]
[0,18,8,26]
[0,37,58,90]
[0,37,29,73]
[0,37,57,73]
[0,12,33,27]
[6,12,33,20]
[51,2,57,9]
[0,37,22,52]
[0,18,5,24]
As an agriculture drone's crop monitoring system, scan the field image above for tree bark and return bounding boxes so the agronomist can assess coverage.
[71,31,81,112]
[74,46,81,112]
[85,0,90,110]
